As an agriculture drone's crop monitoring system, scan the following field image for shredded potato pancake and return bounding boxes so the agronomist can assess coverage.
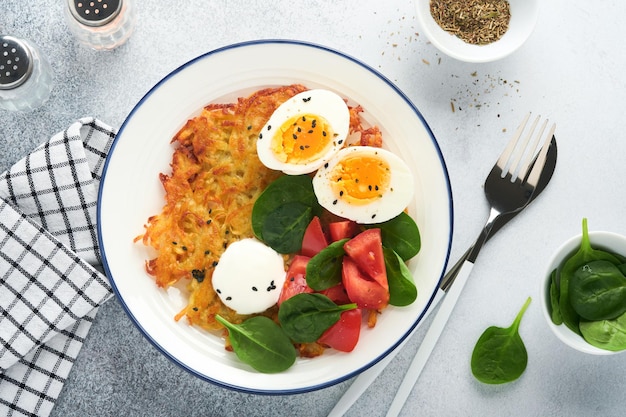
[137,84,383,335]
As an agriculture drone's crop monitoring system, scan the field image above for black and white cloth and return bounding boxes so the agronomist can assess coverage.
[0,118,116,417]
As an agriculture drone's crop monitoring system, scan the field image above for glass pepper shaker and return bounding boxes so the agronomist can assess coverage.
[0,35,54,112]
[64,0,136,50]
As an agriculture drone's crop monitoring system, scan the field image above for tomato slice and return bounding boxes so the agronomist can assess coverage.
[320,283,352,305]
[301,216,328,257]
[342,257,389,310]
[343,228,388,290]
[318,308,362,352]
[278,255,313,305]
[328,220,360,242]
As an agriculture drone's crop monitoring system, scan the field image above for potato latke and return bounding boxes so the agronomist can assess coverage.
[137,84,382,332]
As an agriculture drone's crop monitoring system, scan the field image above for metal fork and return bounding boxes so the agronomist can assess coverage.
[327,114,557,417]
[383,114,557,417]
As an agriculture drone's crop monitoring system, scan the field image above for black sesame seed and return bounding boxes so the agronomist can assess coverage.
[192,307,198,311]
[322,131,327,137]
[226,296,232,301]
[267,125,272,131]
[293,134,298,140]
[339,191,344,196]
[297,127,302,132]
[204,250,210,255]
[212,261,218,267]
[368,185,372,191]
[206,219,212,225]
[302,116,306,121]
[172,241,177,245]
[216,289,221,294]
[300,145,305,150]
[182,246,187,251]
[375,185,379,191]
[308,130,314,134]
[252,286,258,291]
[338,139,343,144]
[371,214,377,219]
[247,125,252,130]
[333,199,338,205]
[192,269,205,282]
[259,133,263,139]
[324,163,329,168]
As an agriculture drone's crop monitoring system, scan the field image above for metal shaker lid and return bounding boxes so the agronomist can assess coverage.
[0,35,34,90]
[68,0,123,27]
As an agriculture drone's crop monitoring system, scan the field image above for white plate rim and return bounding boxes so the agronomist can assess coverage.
[97,39,453,394]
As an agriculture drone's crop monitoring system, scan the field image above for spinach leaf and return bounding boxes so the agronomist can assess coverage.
[261,202,312,254]
[383,246,418,306]
[548,269,563,325]
[366,212,421,261]
[580,311,626,352]
[569,260,626,321]
[471,297,531,384]
[252,174,321,240]
[305,238,349,291]
[278,293,356,343]
[558,218,621,335]
[215,315,296,373]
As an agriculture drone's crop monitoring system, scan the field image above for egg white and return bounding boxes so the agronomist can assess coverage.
[313,146,415,224]
[211,238,286,315]
[256,89,350,175]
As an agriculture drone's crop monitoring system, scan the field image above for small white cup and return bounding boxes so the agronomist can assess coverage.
[541,231,626,355]
[415,0,540,63]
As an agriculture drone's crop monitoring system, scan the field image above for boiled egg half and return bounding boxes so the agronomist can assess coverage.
[211,238,286,315]
[256,89,350,175]
[313,146,415,224]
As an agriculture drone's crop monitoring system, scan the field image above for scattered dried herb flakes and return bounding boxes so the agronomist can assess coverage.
[449,71,521,113]
[430,0,511,45]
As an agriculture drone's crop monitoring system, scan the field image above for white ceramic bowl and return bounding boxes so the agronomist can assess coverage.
[98,40,453,393]
[541,231,626,355]
[415,0,539,63]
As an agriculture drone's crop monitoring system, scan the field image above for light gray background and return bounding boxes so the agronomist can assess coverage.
[2,1,626,416]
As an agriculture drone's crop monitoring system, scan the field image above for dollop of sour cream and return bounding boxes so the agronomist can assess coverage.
[211,238,286,315]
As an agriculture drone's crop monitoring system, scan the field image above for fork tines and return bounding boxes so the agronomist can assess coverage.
[498,113,556,185]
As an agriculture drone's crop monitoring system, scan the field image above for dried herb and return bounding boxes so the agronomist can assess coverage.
[430,0,511,45]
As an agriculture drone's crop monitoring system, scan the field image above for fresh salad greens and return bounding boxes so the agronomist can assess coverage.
[215,315,296,373]
[471,297,531,384]
[221,174,423,372]
[216,293,356,372]
[383,247,418,306]
[548,218,626,351]
[251,174,322,254]
[366,211,421,261]
[305,238,349,291]
[278,293,357,343]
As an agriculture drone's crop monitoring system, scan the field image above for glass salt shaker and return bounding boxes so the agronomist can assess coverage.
[64,0,136,50]
[0,35,54,112]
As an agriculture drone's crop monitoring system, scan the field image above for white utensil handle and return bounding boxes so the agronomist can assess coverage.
[326,289,446,417]
[385,259,474,417]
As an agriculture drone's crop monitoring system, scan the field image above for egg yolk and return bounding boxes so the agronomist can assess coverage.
[271,113,335,164]
[330,154,391,204]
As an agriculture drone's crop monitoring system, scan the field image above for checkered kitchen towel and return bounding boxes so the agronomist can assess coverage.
[0,118,116,417]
